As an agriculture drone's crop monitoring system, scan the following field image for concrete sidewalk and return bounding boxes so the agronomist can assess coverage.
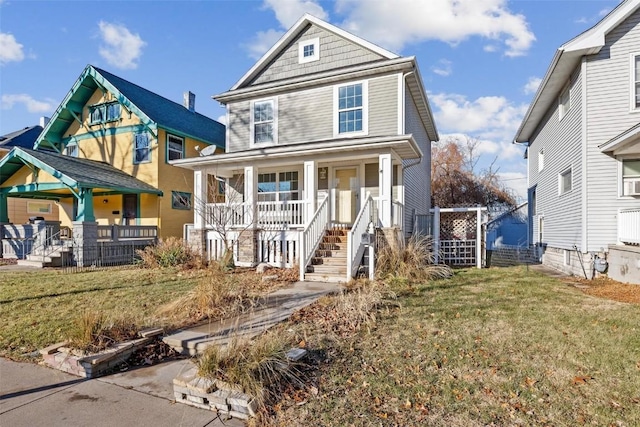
[0,358,243,427]
[1,280,342,426]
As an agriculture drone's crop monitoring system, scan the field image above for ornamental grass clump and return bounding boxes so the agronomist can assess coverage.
[197,330,303,407]
[376,234,452,285]
[68,310,138,353]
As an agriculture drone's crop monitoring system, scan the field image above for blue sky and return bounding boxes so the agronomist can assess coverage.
[0,0,622,200]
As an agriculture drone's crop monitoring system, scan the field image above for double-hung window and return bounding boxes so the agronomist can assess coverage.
[167,134,184,161]
[633,55,640,109]
[623,159,640,196]
[335,82,367,135]
[134,132,150,164]
[558,84,570,120]
[252,99,276,145]
[64,143,78,157]
[559,167,572,195]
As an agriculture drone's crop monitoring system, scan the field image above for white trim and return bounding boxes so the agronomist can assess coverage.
[231,13,398,90]
[298,37,320,64]
[249,97,278,147]
[333,80,369,137]
[630,53,640,112]
[397,73,404,135]
[581,57,588,252]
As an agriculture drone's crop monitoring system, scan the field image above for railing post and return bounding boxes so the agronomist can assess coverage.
[433,207,440,264]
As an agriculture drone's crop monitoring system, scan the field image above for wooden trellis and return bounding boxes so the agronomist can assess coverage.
[430,206,486,268]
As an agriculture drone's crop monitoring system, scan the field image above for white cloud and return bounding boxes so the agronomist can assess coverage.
[497,170,528,202]
[523,76,542,95]
[335,0,535,56]
[1,94,55,113]
[0,32,25,65]
[432,59,452,77]
[98,21,146,69]
[263,0,328,28]
[244,29,285,60]
[245,0,328,59]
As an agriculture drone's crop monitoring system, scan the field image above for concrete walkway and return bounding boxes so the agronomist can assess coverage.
[1,280,342,426]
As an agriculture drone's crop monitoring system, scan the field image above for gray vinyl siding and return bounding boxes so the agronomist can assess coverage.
[403,86,431,235]
[528,67,583,251]
[584,8,640,251]
[279,86,333,143]
[227,101,250,152]
[369,75,398,136]
[226,74,400,152]
[250,24,385,87]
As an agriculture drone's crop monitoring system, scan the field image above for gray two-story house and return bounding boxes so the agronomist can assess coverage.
[515,0,640,284]
[174,14,438,282]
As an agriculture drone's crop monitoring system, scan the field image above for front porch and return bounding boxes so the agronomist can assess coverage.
[178,138,421,282]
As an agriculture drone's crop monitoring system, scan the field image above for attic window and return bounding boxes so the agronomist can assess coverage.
[298,38,319,64]
[90,102,121,125]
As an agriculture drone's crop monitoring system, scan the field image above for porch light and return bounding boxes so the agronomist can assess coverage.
[103,198,108,204]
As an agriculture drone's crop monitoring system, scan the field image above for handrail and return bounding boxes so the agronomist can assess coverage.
[347,193,374,280]
[299,194,330,280]
[29,227,67,263]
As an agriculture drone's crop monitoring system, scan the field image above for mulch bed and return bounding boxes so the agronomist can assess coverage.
[565,275,640,304]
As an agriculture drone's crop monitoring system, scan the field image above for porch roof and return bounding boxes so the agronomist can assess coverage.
[171,135,422,173]
[0,147,163,199]
[599,122,640,155]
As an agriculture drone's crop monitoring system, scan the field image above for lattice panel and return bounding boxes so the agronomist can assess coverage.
[440,239,476,266]
[440,211,477,240]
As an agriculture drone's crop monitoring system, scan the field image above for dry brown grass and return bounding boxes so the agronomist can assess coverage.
[137,237,202,269]
[68,310,139,353]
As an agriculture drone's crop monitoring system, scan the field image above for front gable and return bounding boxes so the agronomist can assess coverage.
[248,23,390,87]
[232,14,398,90]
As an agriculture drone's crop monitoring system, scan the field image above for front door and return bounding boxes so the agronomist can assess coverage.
[123,194,138,225]
[335,168,358,224]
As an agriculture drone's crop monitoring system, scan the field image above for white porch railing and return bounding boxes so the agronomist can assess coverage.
[347,193,374,280]
[392,200,404,227]
[258,230,299,268]
[206,200,306,229]
[300,194,330,280]
[619,207,640,245]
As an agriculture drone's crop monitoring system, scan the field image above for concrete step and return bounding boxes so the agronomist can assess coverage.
[17,259,46,268]
[304,272,346,283]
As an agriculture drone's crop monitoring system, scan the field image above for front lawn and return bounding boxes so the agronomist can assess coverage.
[269,266,640,426]
[0,268,203,360]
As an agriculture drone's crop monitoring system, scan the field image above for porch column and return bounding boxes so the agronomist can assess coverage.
[0,193,8,223]
[193,170,206,229]
[244,166,257,227]
[378,153,392,228]
[73,220,98,268]
[303,160,317,223]
[76,188,95,222]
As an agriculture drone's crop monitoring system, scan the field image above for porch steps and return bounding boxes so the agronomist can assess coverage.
[305,228,348,282]
[17,245,71,268]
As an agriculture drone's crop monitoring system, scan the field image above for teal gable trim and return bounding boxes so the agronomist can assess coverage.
[12,149,77,189]
[1,182,70,194]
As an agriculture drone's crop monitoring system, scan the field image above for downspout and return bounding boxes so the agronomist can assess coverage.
[401,69,421,173]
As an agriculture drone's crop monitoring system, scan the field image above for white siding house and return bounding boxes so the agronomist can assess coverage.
[173,14,438,282]
[516,0,640,284]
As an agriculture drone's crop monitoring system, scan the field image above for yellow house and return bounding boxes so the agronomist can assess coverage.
[0,65,225,264]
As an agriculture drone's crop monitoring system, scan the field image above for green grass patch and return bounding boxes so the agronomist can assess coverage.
[266,266,640,426]
[0,268,203,360]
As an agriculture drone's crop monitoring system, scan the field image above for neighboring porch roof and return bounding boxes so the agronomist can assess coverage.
[171,135,422,174]
[599,122,640,155]
[0,147,162,199]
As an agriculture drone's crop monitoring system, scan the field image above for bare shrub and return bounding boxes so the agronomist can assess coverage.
[376,235,452,284]
[137,237,199,269]
[196,330,303,407]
